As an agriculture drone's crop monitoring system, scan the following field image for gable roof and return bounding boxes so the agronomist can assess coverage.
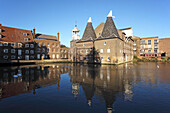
[35,33,58,41]
[0,25,34,43]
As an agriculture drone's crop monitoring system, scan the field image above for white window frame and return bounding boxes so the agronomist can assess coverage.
[3,55,8,59]
[25,44,29,48]
[100,49,103,53]
[30,44,34,48]
[4,49,8,53]
[104,41,106,45]
[107,49,110,53]
[4,42,8,46]
[11,49,15,53]
[24,38,28,41]
[86,49,89,53]
[11,43,15,47]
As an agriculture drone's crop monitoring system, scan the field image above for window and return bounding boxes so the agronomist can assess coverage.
[42,43,45,46]
[18,43,22,47]
[30,44,34,48]
[25,50,29,54]
[154,49,158,53]
[100,49,103,53]
[11,55,15,59]
[56,49,58,52]
[86,49,89,53]
[107,49,110,53]
[48,43,50,46]
[80,50,83,53]
[0,43,2,46]
[104,42,106,45]
[3,55,8,59]
[148,40,151,45]
[148,49,151,53]
[0,29,2,33]
[37,48,41,52]
[64,50,66,53]
[11,49,15,53]
[4,42,8,46]
[4,49,8,53]
[52,43,55,47]
[154,44,158,48]
[86,56,89,60]
[42,48,45,52]
[83,43,85,46]
[154,39,158,43]
[30,50,34,54]
[107,56,110,61]
[65,55,67,58]
[11,43,15,46]
[37,43,40,46]
[0,34,2,38]
[100,57,103,61]
[60,49,63,52]
[23,33,28,36]
[61,54,63,58]
[57,44,59,47]
[25,44,29,48]
[141,40,145,44]
[24,38,28,41]
[52,48,55,52]
[30,56,34,59]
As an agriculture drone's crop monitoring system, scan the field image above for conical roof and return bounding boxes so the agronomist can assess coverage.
[81,17,96,41]
[101,10,119,38]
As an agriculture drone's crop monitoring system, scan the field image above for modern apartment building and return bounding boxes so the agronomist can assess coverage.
[140,37,159,57]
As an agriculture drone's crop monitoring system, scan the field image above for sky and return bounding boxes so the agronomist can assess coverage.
[0,0,170,47]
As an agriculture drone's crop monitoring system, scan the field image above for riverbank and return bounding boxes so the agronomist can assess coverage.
[133,56,170,62]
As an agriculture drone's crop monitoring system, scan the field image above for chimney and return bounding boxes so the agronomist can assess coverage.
[33,27,35,38]
[57,32,59,41]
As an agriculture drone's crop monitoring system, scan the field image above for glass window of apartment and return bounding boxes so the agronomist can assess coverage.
[30,56,34,59]
[154,39,158,43]
[148,49,151,53]
[52,43,55,47]
[141,40,145,44]
[3,55,8,59]
[100,49,103,53]
[4,49,8,53]
[61,54,63,58]
[154,49,158,53]
[64,50,66,53]
[107,49,110,53]
[11,43,15,47]
[4,42,8,46]
[47,48,50,52]
[30,44,34,48]
[23,33,27,36]
[80,50,83,53]
[37,48,41,52]
[42,43,45,46]
[57,44,59,47]
[154,44,158,48]
[25,44,29,48]
[30,50,34,54]
[65,55,67,58]
[25,50,29,54]
[48,43,50,46]
[148,40,151,45]
[11,55,15,59]
[83,43,85,46]
[0,43,3,46]
[37,43,40,46]
[60,49,63,52]
[52,48,55,52]
[11,49,15,53]
[104,42,106,45]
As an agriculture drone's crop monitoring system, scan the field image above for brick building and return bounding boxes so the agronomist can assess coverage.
[0,24,68,62]
[159,38,170,57]
[70,10,134,64]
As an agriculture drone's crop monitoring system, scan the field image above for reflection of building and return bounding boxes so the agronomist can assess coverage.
[69,64,134,113]
[70,10,134,64]
[140,37,159,57]
[159,38,170,57]
[0,64,69,99]
[60,45,69,59]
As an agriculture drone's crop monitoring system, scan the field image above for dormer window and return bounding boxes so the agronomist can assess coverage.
[23,33,28,36]
[25,38,29,41]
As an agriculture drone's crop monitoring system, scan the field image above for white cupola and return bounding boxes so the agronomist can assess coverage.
[72,25,80,40]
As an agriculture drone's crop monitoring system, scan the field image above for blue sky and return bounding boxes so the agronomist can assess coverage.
[0,0,170,47]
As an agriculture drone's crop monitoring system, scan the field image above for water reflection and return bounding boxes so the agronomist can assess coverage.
[0,62,169,113]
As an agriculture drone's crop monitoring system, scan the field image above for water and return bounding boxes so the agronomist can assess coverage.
[0,62,169,113]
